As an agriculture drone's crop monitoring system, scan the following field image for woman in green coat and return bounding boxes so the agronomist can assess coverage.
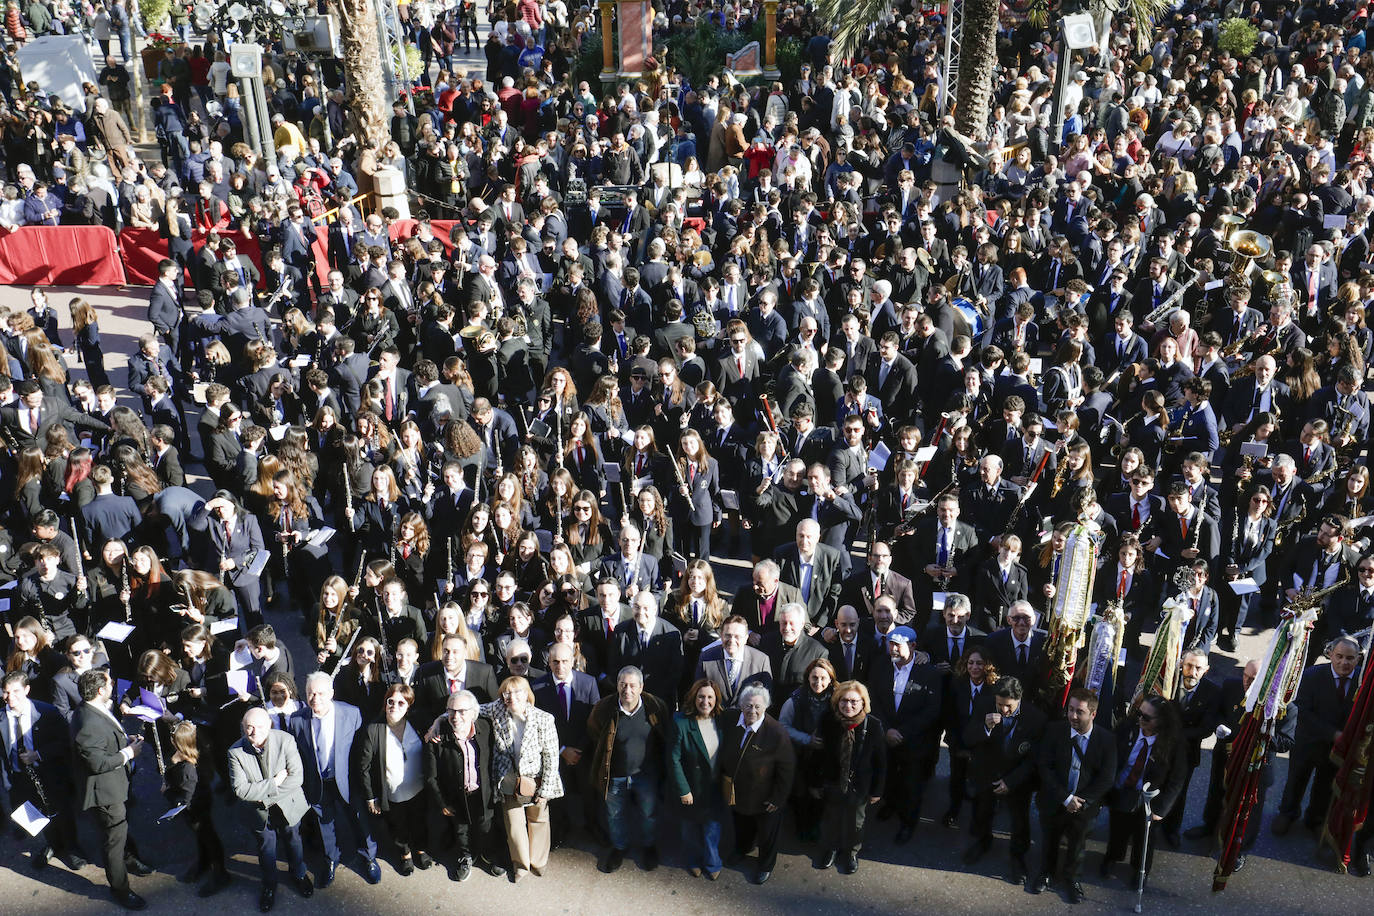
[667,678,726,879]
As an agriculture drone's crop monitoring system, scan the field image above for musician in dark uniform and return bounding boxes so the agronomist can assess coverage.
[191,493,267,629]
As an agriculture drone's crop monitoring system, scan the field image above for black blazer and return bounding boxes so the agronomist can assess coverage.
[413,660,500,723]
[815,709,887,800]
[1037,720,1117,812]
[963,700,1048,794]
[356,715,428,811]
[970,559,1030,632]
[983,628,1048,695]
[717,715,796,815]
[71,701,132,810]
[422,714,496,819]
[866,661,944,750]
[1173,677,1223,769]
[1293,663,1358,749]
[1107,722,1188,818]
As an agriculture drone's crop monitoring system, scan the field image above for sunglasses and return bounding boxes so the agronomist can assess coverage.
[70,646,93,655]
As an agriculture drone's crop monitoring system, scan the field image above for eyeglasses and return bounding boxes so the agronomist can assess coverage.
[385,699,408,707]
[1008,615,1032,623]
[357,649,376,657]
[449,706,476,716]
[472,590,489,597]
[509,655,531,664]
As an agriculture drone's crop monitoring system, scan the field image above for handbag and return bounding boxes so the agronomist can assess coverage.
[500,771,537,802]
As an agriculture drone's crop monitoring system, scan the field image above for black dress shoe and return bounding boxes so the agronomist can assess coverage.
[894,824,915,845]
[1067,881,1085,904]
[642,845,659,871]
[482,859,506,878]
[1183,825,1212,840]
[398,857,415,876]
[942,809,958,828]
[1029,873,1051,894]
[363,858,382,884]
[292,873,314,899]
[815,850,836,870]
[318,860,337,887]
[1350,853,1371,877]
[198,869,231,897]
[113,889,148,911]
[1218,634,1237,653]
[65,852,88,870]
[1008,858,1027,885]
[258,886,276,913]
[415,851,434,870]
[31,846,51,870]
[1162,830,1181,849]
[839,854,858,875]
[453,858,472,882]
[755,869,772,885]
[124,856,153,877]
[601,848,624,873]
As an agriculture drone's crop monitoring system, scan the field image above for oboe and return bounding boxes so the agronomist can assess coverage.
[146,718,167,783]
[373,596,392,674]
[21,754,51,814]
[279,506,292,583]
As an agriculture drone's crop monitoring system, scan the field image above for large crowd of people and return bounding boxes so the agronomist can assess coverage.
[1,0,1374,911]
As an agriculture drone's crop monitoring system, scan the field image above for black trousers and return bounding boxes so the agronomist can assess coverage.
[379,795,429,858]
[946,749,970,816]
[886,747,931,827]
[1038,803,1097,882]
[970,787,1032,857]
[1279,742,1336,825]
[91,800,134,893]
[1105,806,1158,877]
[820,794,869,857]
[732,808,783,872]
[1161,762,1197,836]
[1200,747,1268,850]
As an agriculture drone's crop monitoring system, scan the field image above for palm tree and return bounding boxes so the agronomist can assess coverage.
[814,0,1171,142]
[331,0,391,151]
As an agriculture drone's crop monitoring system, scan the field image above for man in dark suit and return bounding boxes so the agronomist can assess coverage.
[837,541,916,626]
[825,606,878,683]
[902,493,979,632]
[147,259,183,355]
[983,602,1049,700]
[1290,243,1338,315]
[1162,650,1223,847]
[867,627,944,845]
[3,380,113,452]
[970,540,1031,632]
[718,684,796,885]
[959,455,1023,543]
[1031,688,1117,904]
[1099,312,1150,379]
[776,521,851,631]
[922,593,987,668]
[696,616,773,707]
[414,633,501,723]
[597,525,662,596]
[1275,637,1361,834]
[71,669,152,910]
[962,675,1047,883]
[1186,659,1296,860]
[2,672,83,869]
[608,593,685,703]
[285,673,379,887]
[866,333,919,422]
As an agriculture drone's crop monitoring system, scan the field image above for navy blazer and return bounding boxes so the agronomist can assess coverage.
[533,671,599,750]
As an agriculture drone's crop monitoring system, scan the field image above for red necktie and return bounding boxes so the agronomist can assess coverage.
[28,408,38,431]
[736,356,744,376]
[1180,515,1189,540]
[1132,503,1141,530]
[385,376,395,421]
[1124,738,1149,788]
[1118,570,1127,598]
[224,520,232,547]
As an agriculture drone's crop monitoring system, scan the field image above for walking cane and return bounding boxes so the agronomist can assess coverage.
[1135,781,1162,913]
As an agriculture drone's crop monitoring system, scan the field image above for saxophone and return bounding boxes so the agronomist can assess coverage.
[1274,503,1306,548]
[1050,453,1071,498]
[1236,454,1254,492]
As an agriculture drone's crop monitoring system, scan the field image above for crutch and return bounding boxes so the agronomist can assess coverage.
[1135,781,1162,913]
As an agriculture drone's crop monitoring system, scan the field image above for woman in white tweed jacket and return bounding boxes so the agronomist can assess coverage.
[481,675,563,881]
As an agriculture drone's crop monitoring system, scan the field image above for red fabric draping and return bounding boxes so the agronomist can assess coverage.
[0,225,126,285]
[119,228,263,285]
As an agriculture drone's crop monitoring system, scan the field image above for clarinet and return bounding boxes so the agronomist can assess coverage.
[445,536,455,595]
[279,505,292,584]
[329,627,361,677]
[344,466,356,533]
[21,754,51,814]
[554,400,565,470]
[555,490,563,542]
[146,718,167,784]
[373,596,393,674]
[1189,508,1203,555]
[120,557,132,624]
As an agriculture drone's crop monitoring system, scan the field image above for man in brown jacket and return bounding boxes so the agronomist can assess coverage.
[584,666,671,873]
[719,683,796,884]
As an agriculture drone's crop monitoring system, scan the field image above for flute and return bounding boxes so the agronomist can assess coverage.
[329,627,361,677]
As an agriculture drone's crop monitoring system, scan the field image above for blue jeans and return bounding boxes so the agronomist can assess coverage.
[605,774,658,851]
[679,810,723,872]
[254,819,306,887]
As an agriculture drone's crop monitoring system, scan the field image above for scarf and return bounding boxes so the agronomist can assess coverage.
[837,715,865,796]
